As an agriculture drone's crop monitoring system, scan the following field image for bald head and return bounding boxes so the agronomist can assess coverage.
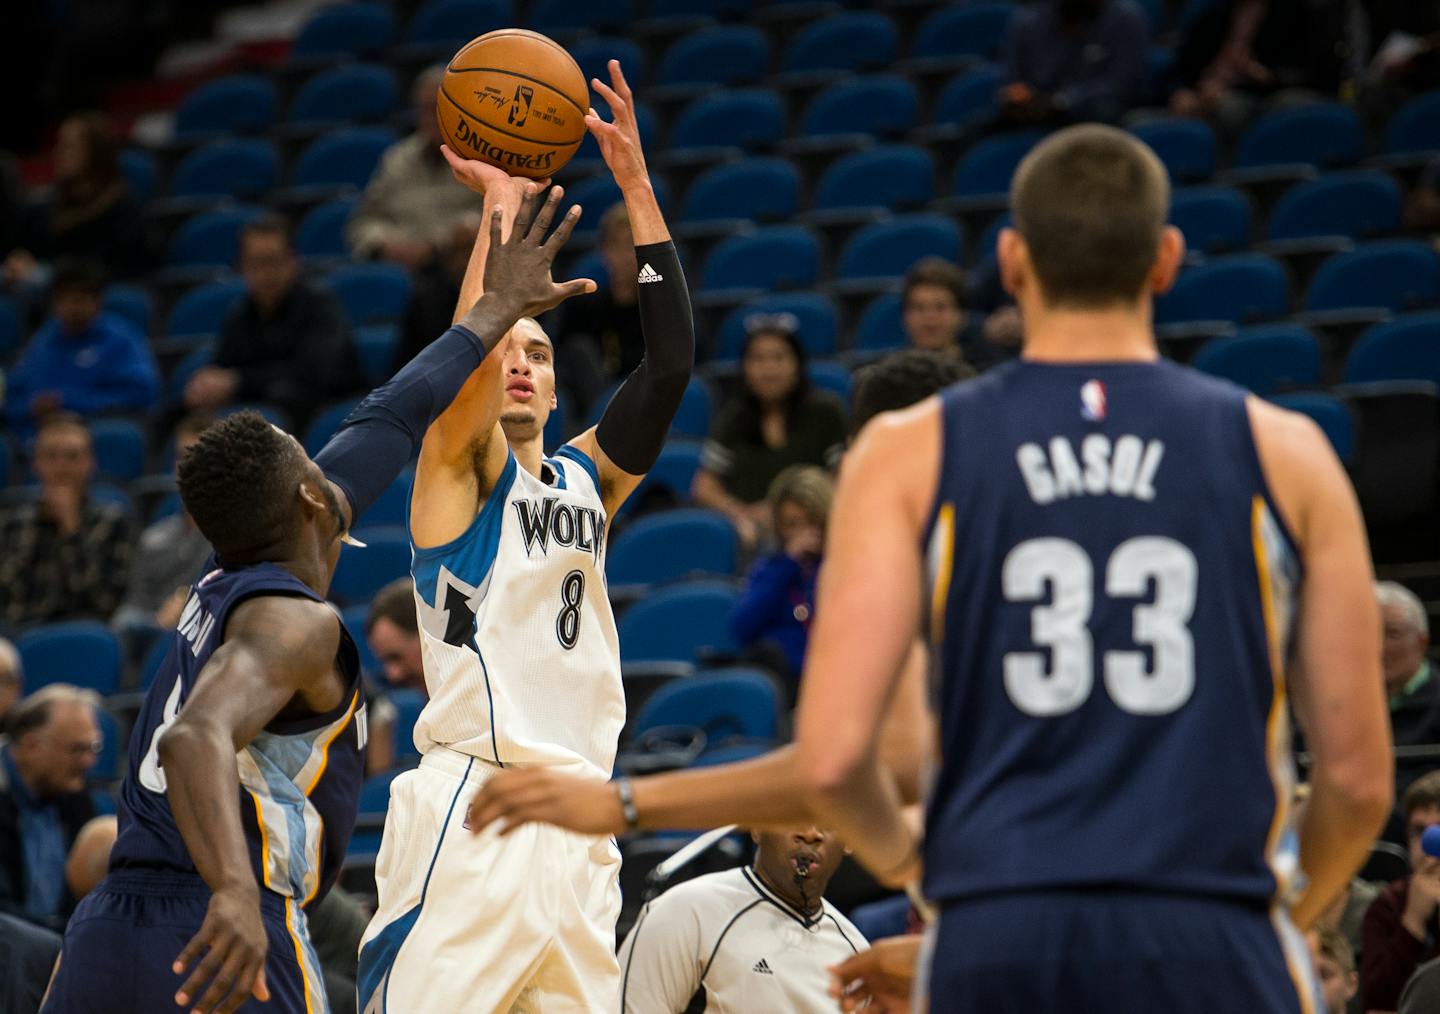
[1010,124,1172,309]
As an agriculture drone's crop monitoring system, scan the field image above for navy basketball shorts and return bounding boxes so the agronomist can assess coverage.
[924,890,1318,1014]
[41,870,328,1013]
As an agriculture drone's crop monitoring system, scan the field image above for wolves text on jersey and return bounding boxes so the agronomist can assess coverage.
[513,497,606,561]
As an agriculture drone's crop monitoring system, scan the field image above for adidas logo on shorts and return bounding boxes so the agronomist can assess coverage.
[752,958,773,975]
[637,263,664,284]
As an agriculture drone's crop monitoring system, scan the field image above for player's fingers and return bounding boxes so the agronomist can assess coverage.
[554,278,598,300]
[542,205,583,252]
[591,78,626,120]
[513,185,542,240]
[531,185,564,237]
[192,947,249,1014]
[173,926,211,977]
[488,206,504,250]
[439,144,462,168]
[175,944,225,1008]
[252,967,270,1002]
[608,59,635,103]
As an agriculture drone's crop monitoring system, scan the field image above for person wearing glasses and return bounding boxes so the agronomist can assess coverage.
[0,683,101,930]
[693,313,849,548]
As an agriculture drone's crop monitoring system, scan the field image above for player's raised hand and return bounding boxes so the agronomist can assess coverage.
[465,767,626,837]
[827,936,921,1013]
[585,60,649,191]
[440,145,548,205]
[482,183,596,317]
[172,885,270,1014]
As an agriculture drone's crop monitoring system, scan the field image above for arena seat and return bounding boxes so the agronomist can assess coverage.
[402,0,509,50]
[1266,172,1403,242]
[608,509,738,587]
[301,399,362,458]
[388,689,426,767]
[167,139,279,201]
[349,468,414,528]
[1131,118,1217,183]
[287,64,398,128]
[92,708,122,783]
[1169,186,1253,253]
[778,12,898,78]
[714,292,839,360]
[951,130,1046,200]
[909,4,1014,62]
[680,158,800,225]
[355,325,397,386]
[568,36,648,87]
[656,26,770,88]
[1155,254,1288,326]
[167,279,246,342]
[351,770,402,856]
[289,3,396,62]
[836,215,963,284]
[89,419,148,482]
[574,102,658,174]
[530,0,632,34]
[1191,327,1320,397]
[0,296,20,362]
[635,441,703,502]
[1272,392,1355,463]
[164,206,265,269]
[852,292,905,354]
[559,174,671,241]
[809,359,853,403]
[166,344,214,402]
[800,76,921,140]
[289,127,397,192]
[329,525,410,604]
[325,263,412,326]
[118,150,158,205]
[295,197,358,260]
[102,285,152,335]
[618,581,739,664]
[629,669,779,745]
[339,604,381,677]
[813,144,934,212]
[1234,102,1364,170]
[1383,90,1440,157]
[173,75,277,140]
[928,65,1004,130]
[1304,241,1440,314]
[18,621,123,696]
[1344,313,1440,386]
[667,90,785,151]
[700,226,820,293]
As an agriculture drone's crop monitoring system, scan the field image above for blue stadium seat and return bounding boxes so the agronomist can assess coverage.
[92,708,121,783]
[668,90,785,151]
[931,65,1003,129]
[813,145,934,211]
[1155,254,1288,325]
[1132,118,1217,183]
[910,4,1015,61]
[630,670,779,746]
[573,102,657,171]
[853,292,905,354]
[1272,392,1355,463]
[1234,102,1364,170]
[325,263,412,325]
[780,12,898,76]
[174,75,277,139]
[569,36,647,87]
[339,604,380,677]
[561,175,671,237]
[355,325,397,385]
[809,360,852,403]
[0,296,20,361]
[167,279,247,341]
[403,0,509,48]
[304,398,363,456]
[608,509,737,587]
[951,130,1046,199]
[530,0,632,35]
[656,26,769,88]
[1384,91,1440,157]
[715,292,839,360]
[836,215,962,283]
[102,285,151,335]
[89,419,147,481]
[287,64,397,127]
[1305,240,1440,313]
[388,688,426,767]
[1266,172,1403,242]
[351,769,400,854]
[290,3,395,61]
[646,0,742,16]
[119,150,158,205]
[167,344,214,402]
[618,581,740,663]
[638,441,703,500]
[1169,186,1252,253]
[1344,313,1440,386]
[167,139,278,200]
[356,467,415,528]
[295,197,358,260]
[701,227,820,292]
[680,159,800,224]
[165,206,265,268]
[800,76,921,140]
[329,525,410,604]
[1191,326,1320,396]
[17,622,122,695]
[138,636,172,691]
[290,127,396,191]
[670,379,713,440]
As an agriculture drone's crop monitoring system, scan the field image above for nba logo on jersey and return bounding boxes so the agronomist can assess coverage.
[1080,379,1107,421]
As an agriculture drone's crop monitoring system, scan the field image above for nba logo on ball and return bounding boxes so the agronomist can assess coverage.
[508,85,534,127]
[1080,380,1107,422]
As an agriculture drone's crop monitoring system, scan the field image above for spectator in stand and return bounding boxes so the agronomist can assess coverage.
[1361,0,1440,127]
[392,214,478,373]
[1379,581,1440,748]
[2,113,147,290]
[1360,770,1440,1012]
[347,66,484,271]
[0,413,133,630]
[1000,0,1151,126]
[1402,955,1440,1014]
[0,640,21,729]
[692,314,848,548]
[902,258,1017,369]
[0,684,100,930]
[185,215,362,429]
[1405,158,1440,234]
[4,259,159,439]
[363,577,427,775]
[1307,926,1359,1014]
[730,466,833,703]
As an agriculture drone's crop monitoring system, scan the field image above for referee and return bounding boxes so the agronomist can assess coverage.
[618,826,866,1013]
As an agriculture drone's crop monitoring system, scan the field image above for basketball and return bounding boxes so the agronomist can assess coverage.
[437,29,588,180]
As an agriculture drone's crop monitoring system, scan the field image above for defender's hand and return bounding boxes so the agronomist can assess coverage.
[828,936,921,1013]
[585,60,650,192]
[439,146,548,204]
[481,185,596,318]
[466,768,626,836]
[172,884,270,1014]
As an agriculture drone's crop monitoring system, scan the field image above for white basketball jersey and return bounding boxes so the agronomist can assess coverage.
[410,444,624,774]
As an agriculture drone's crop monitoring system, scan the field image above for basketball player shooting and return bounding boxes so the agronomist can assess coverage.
[356,60,694,1012]
[39,188,593,1014]
[798,125,1393,1013]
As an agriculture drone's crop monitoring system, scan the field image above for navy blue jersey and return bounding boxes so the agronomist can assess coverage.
[110,558,366,909]
[922,360,1301,906]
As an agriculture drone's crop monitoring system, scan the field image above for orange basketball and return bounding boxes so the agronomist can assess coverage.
[437,29,588,180]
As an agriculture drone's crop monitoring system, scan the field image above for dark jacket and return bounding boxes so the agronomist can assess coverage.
[0,746,96,930]
[1361,877,1440,1012]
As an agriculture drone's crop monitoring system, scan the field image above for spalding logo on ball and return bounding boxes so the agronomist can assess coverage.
[438,29,589,179]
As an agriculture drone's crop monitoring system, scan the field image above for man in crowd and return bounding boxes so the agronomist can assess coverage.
[901,258,1016,369]
[1307,926,1358,1014]
[363,577,427,774]
[0,684,100,929]
[1361,770,1440,1011]
[0,413,133,629]
[1000,0,1150,125]
[1380,581,1440,747]
[4,259,158,438]
[618,826,864,1012]
[347,66,484,270]
[184,215,362,428]
[0,639,21,727]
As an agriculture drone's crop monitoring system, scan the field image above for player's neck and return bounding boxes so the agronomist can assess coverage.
[1019,304,1159,364]
[511,435,546,480]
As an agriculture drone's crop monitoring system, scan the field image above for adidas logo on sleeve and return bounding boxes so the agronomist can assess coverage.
[752,958,773,975]
[637,263,664,283]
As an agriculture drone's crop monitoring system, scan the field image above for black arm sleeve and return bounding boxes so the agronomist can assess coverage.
[594,241,695,475]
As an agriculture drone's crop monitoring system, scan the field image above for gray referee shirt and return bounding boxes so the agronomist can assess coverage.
[618,866,866,1013]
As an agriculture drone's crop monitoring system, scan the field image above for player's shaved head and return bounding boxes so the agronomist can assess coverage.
[1010,124,1171,308]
